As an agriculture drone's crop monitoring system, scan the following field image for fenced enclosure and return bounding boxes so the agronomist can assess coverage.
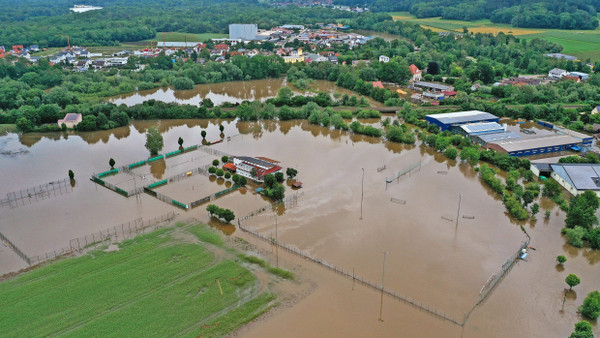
[385,160,422,186]
[28,212,178,266]
[0,212,177,267]
[236,192,531,328]
[237,217,463,326]
[0,179,72,208]
[197,145,232,158]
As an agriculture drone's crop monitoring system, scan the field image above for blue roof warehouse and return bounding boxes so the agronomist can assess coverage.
[425,110,499,131]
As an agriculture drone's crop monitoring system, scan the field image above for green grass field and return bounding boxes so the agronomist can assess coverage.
[0,224,276,337]
[389,11,600,61]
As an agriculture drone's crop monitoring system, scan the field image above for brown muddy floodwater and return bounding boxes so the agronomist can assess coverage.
[108,78,383,107]
[0,119,598,337]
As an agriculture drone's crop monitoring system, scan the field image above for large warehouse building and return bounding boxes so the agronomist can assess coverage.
[551,164,600,196]
[425,111,499,131]
[229,24,258,40]
[487,134,583,156]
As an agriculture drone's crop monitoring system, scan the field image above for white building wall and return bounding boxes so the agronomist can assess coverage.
[229,24,258,40]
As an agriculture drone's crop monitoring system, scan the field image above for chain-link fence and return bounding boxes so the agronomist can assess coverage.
[1,179,72,208]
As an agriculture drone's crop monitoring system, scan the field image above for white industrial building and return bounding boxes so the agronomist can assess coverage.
[229,24,258,41]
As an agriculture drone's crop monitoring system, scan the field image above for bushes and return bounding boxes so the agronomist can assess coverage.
[479,164,505,196]
[444,147,458,160]
[579,291,600,320]
[385,125,416,144]
[564,226,586,248]
[206,204,235,223]
[355,109,381,119]
[349,121,382,137]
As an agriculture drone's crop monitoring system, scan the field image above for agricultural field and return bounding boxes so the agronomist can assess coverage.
[0,223,278,337]
[389,12,600,61]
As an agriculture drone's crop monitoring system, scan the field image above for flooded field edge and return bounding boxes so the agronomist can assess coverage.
[1,119,598,338]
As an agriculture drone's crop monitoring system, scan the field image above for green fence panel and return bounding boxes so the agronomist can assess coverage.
[98,168,119,178]
[165,150,182,158]
[92,177,105,185]
[115,188,129,197]
[172,200,188,209]
[183,145,198,152]
[147,155,164,163]
[128,160,146,169]
[214,184,240,198]
[147,179,168,189]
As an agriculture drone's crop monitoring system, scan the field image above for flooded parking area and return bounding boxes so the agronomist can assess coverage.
[1,119,598,337]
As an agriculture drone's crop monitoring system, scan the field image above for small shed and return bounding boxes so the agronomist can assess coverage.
[292,181,303,189]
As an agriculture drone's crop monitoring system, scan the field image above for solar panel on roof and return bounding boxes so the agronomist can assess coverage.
[64,114,79,121]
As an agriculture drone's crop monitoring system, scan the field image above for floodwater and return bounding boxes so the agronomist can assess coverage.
[1,119,599,337]
[107,78,383,107]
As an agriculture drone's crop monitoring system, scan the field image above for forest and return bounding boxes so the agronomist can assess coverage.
[0,0,355,47]
[335,0,600,29]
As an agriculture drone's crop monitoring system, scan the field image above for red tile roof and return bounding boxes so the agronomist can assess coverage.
[442,90,457,96]
[372,81,384,88]
[223,163,236,171]
[409,64,421,75]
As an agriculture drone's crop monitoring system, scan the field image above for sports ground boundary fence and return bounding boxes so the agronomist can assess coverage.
[26,211,178,266]
[0,179,72,208]
[239,192,304,221]
[91,175,143,197]
[237,195,531,328]
[0,231,32,265]
[237,218,464,326]
[385,160,421,187]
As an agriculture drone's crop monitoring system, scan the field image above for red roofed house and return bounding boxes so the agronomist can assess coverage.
[563,75,581,83]
[442,90,457,97]
[372,81,384,89]
[233,156,282,182]
[214,43,230,53]
[409,64,422,83]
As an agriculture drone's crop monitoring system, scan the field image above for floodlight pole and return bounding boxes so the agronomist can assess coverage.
[379,251,387,322]
[360,168,364,220]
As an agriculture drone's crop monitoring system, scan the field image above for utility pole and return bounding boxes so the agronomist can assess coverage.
[360,168,364,220]
[379,251,387,322]
[456,194,462,228]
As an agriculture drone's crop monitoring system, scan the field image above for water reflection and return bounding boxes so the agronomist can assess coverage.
[107,78,382,107]
[149,159,166,180]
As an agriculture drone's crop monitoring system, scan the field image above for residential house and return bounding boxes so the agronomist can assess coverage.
[371,81,384,89]
[351,59,371,66]
[57,113,82,128]
[548,68,568,80]
[379,55,389,63]
[409,64,422,83]
[591,106,600,115]
[232,156,283,182]
[30,45,40,52]
[563,75,581,83]
[282,48,304,63]
[213,43,230,54]
[328,55,338,64]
